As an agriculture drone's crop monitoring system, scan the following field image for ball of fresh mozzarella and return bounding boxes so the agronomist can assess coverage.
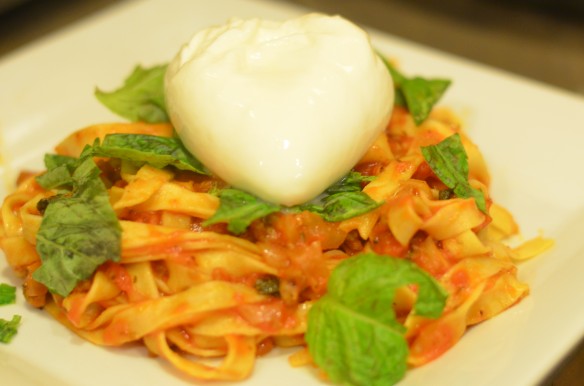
[165,13,394,206]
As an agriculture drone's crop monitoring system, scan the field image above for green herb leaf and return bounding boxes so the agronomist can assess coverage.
[34,157,122,297]
[0,315,21,344]
[300,172,381,221]
[378,53,450,125]
[306,253,448,386]
[205,172,381,233]
[95,64,169,123]
[35,154,79,190]
[402,77,451,126]
[34,131,208,295]
[0,283,16,305]
[36,165,74,190]
[254,275,280,297]
[302,191,382,222]
[421,133,487,213]
[203,189,281,234]
[89,133,208,175]
[43,154,79,171]
[324,171,375,194]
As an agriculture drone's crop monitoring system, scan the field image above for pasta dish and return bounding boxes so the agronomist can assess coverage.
[0,106,552,384]
[0,14,553,386]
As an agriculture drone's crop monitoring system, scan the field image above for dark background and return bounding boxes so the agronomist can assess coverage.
[1,0,583,96]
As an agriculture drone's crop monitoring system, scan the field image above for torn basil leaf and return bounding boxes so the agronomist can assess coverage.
[305,252,447,386]
[301,191,382,222]
[88,133,208,175]
[95,64,169,123]
[205,171,380,233]
[401,77,451,126]
[0,315,21,344]
[378,53,451,125]
[34,157,122,297]
[0,283,16,305]
[421,133,487,213]
[203,189,281,234]
[324,171,375,194]
[35,154,79,190]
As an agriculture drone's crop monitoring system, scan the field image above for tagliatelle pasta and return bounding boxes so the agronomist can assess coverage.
[0,105,552,383]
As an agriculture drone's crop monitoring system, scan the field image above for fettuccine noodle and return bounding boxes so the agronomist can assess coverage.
[0,106,552,381]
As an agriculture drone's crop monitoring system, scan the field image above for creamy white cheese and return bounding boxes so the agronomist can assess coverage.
[165,13,394,206]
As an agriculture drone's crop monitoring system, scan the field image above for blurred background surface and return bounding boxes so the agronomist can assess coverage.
[0,0,583,96]
[0,0,582,385]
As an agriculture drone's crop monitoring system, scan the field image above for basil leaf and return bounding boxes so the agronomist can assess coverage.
[306,253,448,386]
[377,52,407,86]
[302,191,382,222]
[206,172,381,233]
[34,157,122,297]
[402,77,451,126]
[90,133,208,175]
[378,53,450,125]
[254,275,280,297]
[0,315,21,344]
[377,53,407,107]
[324,171,375,194]
[300,172,381,221]
[36,164,74,190]
[203,189,281,234]
[308,297,408,386]
[44,154,78,171]
[421,133,487,213]
[35,131,207,295]
[36,154,79,190]
[95,64,169,123]
[0,283,16,305]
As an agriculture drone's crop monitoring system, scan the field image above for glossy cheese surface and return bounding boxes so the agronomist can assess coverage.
[165,13,394,205]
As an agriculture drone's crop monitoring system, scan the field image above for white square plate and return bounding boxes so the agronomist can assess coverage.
[1,1,584,385]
